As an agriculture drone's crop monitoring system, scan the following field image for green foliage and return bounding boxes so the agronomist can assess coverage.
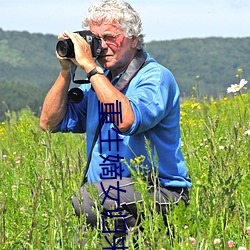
[0,79,46,121]
[0,93,249,249]
[0,28,60,88]
[0,29,61,121]
[145,37,250,98]
[0,109,85,249]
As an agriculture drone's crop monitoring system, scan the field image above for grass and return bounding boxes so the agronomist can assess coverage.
[0,92,249,249]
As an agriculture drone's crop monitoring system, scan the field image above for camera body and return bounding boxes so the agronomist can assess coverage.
[56,30,102,58]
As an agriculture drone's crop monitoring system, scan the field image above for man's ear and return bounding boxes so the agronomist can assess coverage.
[131,36,139,48]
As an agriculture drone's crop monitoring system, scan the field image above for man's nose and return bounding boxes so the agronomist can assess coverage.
[101,38,108,49]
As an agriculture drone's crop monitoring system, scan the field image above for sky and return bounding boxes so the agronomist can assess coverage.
[1,0,250,42]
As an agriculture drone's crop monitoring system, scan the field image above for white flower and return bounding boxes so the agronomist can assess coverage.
[227,79,248,93]
[214,238,221,244]
[244,130,250,136]
[238,247,246,250]
[189,237,196,245]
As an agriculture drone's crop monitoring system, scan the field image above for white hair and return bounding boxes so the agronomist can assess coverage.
[82,0,145,49]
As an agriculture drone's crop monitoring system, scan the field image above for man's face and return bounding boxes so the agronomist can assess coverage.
[89,20,138,73]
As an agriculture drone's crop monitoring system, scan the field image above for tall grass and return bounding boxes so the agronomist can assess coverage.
[0,93,249,249]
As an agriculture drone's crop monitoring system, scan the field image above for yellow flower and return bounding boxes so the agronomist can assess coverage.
[237,67,243,73]
[191,103,201,109]
[135,157,141,164]
[130,159,135,165]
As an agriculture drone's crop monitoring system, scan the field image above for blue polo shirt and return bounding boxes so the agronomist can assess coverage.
[58,52,192,188]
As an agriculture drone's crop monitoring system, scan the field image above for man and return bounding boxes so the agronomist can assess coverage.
[40,0,192,245]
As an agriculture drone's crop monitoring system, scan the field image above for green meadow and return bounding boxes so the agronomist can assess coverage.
[0,90,249,249]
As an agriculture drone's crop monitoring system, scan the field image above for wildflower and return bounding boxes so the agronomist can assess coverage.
[228,240,235,248]
[238,247,246,250]
[218,145,224,150]
[196,180,202,185]
[214,238,221,244]
[191,103,201,109]
[246,226,250,235]
[12,185,18,192]
[42,213,48,221]
[20,207,25,214]
[135,156,141,164]
[227,79,248,93]
[130,159,135,165]
[189,237,196,246]
[244,130,250,136]
[237,67,243,73]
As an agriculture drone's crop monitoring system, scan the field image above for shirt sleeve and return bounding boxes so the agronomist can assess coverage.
[123,63,180,135]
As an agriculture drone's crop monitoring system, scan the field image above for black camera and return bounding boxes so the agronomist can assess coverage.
[56,30,102,58]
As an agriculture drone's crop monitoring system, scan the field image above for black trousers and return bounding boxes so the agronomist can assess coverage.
[72,177,189,237]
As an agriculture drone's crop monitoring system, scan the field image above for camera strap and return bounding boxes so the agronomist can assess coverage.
[81,50,150,185]
[113,49,148,91]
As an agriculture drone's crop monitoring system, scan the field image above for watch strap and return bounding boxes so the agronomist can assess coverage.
[87,67,103,80]
[87,68,97,80]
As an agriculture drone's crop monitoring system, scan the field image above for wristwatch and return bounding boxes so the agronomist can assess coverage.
[87,66,104,80]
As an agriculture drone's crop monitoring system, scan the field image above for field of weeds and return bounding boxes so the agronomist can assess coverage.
[0,89,249,249]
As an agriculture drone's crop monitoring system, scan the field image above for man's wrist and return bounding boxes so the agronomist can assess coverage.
[87,66,104,80]
[60,68,71,79]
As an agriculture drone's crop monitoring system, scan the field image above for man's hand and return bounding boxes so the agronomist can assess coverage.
[56,33,79,71]
[62,31,96,73]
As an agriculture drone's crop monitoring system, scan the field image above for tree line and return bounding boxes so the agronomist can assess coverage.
[0,28,249,120]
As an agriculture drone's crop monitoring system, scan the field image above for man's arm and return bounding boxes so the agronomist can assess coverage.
[64,31,135,132]
[40,65,71,132]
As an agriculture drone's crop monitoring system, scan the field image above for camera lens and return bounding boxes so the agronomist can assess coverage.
[68,88,84,103]
[56,39,74,58]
